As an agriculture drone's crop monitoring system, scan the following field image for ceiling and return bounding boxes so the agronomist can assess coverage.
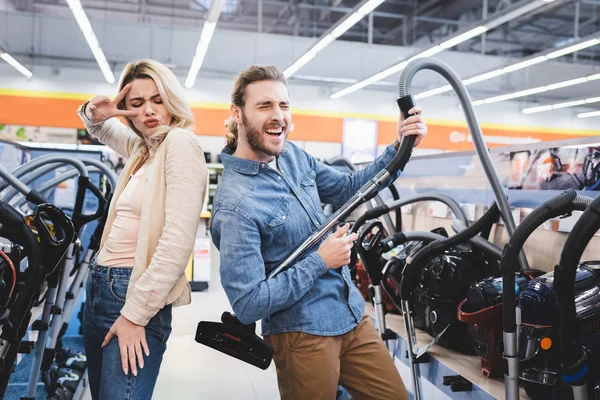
[2,0,600,112]
[9,0,600,60]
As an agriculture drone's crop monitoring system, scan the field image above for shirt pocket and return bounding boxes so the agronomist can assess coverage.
[300,170,321,207]
[265,197,291,229]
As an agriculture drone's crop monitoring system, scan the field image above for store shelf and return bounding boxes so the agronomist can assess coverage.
[365,303,529,400]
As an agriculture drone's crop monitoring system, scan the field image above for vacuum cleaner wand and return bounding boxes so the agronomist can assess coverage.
[196,78,418,370]
[268,109,416,278]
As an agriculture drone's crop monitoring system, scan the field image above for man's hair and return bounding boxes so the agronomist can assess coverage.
[226,65,287,150]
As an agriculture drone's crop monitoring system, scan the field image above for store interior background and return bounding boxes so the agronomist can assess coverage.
[2,0,600,398]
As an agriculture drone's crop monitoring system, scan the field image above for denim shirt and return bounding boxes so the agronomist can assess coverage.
[211,141,402,336]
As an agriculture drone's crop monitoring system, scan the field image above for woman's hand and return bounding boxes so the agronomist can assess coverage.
[398,106,427,147]
[102,315,150,376]
[85,83,139,124]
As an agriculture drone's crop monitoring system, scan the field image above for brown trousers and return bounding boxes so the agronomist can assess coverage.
[264,316,409,400]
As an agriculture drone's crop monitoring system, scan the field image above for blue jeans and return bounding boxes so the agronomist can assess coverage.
[83,263,172,400]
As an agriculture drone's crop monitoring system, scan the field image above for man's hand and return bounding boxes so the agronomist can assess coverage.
[398,106,427,147]
[102,315,150,376]
[317,223,358,270]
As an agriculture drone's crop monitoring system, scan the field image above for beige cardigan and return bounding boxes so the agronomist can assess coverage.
[78,106,207,326]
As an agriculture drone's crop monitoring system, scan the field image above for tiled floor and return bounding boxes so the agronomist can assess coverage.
[81,255,280,400]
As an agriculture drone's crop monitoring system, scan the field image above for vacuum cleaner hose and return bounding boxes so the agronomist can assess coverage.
[397,57,528,271]
[554,194,600,394]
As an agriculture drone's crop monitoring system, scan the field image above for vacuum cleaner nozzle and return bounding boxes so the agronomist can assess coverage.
[195,312,273,370]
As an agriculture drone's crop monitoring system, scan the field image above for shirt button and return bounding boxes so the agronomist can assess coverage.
[278,176,282,180]
[282,216,287,220]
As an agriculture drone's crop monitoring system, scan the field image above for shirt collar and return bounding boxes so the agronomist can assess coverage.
[220,144,289,176]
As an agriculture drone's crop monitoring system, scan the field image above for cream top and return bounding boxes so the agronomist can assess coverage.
[96,163,147,267]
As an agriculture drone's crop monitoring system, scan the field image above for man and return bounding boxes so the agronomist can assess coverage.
[211,65,427,400]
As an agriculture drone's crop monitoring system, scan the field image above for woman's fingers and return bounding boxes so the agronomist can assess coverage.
[142,336,150,357]
[128,343,138,376]
[135,340,145,370]
[113,83,132,105]
[119,341,129,376]
[116,109,139,117]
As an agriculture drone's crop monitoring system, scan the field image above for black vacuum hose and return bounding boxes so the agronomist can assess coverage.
[500,189,592,399]
[400,202,500,301]
[352,193,468,235]
[554,194,600,394]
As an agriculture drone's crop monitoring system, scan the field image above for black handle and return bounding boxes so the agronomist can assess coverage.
[88,192,112,252]
[0,201,42,277]
[351,205,389,234]
[397,94,416,120]
[357,220,385,285]
[31,204,75,276]
[26,189,49,206]
[383,94,418,176]
[72,176,107,232]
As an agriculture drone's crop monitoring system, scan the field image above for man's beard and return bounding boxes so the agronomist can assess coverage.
[242,112,286,157]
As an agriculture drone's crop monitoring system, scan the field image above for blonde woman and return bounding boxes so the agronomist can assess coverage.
[77,59,207,399]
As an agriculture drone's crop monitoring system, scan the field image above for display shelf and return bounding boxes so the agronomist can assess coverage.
[365,303,530,400]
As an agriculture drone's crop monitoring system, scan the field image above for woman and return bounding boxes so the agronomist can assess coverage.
[77,59,207,399]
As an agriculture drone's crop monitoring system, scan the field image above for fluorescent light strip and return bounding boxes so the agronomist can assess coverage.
[332,26,486,99]
[65,0,114,84]
[185,0,224,88]
[332,0,557,99]
[284,0,386,78]
[416,36,600,100]
[578,110,600,119]
[472,71,600,106]
[523,96,600,114]
[185,21,217,88]
[547,38,600,59]
[439,26,488,49]
[331,61,408,99]
[0,52,32,78]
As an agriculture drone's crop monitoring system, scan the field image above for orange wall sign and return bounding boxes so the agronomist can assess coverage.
[1,91,598,150]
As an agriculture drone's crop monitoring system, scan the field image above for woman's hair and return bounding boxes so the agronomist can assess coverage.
[116,59,195,151]
[226,65,287,151]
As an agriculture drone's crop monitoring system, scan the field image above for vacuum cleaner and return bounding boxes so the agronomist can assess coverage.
[196,79,419,370]
[545,192,600,399]
[395,56,529,400]
[457,190,590,380]
[498,189,593,400]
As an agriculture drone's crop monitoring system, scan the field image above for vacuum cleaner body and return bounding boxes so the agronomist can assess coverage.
[457,271,544,378]
[413,243,500,352]
[519,262,600,399]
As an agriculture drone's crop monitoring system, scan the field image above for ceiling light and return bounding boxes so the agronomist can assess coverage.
[416,33,600,100]
[0,51,32,78]
[185,0,224,88]
[66,0,114,83]
[578,110,600,119]
[331,0,559,99]
[285,0,387,78]
[439,26,487,49]
[522,97,600,114]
